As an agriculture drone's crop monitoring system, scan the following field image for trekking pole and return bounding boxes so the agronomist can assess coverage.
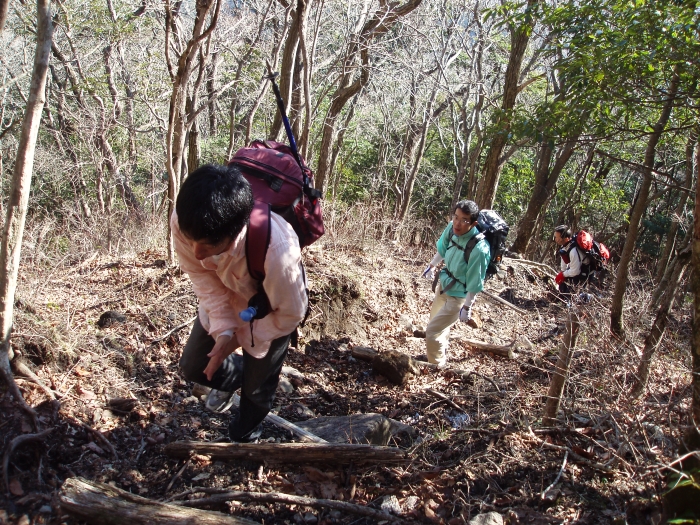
[264,60,307,184]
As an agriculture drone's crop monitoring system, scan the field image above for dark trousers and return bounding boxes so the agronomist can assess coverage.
[559,273,588,296]
[179,317,291,441]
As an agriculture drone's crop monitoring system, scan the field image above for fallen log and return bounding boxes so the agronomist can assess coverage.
[351,346,377,362]
[172,489,397,521]
[461,338,515,359]
[164,441,407,464]
[59,477,259,525]
[480,289,528,316]
[504,256,557,278]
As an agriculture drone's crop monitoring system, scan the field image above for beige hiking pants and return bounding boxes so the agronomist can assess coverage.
[425,284,477,366]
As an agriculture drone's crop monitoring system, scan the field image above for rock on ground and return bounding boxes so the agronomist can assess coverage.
[469,512,504,525]
[296,413,411,445]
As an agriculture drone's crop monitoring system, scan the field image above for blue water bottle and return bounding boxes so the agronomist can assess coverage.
[239,306,257,322]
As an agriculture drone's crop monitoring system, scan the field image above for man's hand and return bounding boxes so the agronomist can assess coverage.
[204,334,238,381]
[555,272,565,285]
[459,305,470,322]
[421,265,435,280]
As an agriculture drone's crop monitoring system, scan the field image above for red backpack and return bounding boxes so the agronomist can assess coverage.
[229,140,324,281]
[573,230,610,271]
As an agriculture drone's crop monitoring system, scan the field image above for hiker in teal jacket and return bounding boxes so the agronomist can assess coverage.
[421,200,490,366]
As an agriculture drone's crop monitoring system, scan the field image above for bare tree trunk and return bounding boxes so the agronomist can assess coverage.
[630,244,691,399]
[165,0,222,263]
[451,91,485,210]
[543,310,580,426]
[655,130,697,282]
[0,0,53,426]
[270,0,305,141]
[450,3,485,210]
[290,44,304,140]
[475,0,538,209]
[297,0,315,158]
[395,82,446,224]
[0,0,9,34]
[688,135,700,447]
[610,71,680,335]
[328,92,359,198]
[314,0,423,194]
[118,44,139,169]
[510,135,579,256]
[226,0,278,157]
[45,72,91,219]
[207,51,219,135]
[186,96,201,174]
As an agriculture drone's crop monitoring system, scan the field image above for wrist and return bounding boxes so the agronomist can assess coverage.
[216,329,234,342]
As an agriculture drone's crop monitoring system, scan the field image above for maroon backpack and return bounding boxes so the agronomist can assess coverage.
[229,140,324,281]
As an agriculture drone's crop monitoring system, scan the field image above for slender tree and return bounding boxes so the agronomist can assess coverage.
[164,0,222,262]
[0,0,53,425]
[475,0,539,208]
[655,130,697,283]
[689,137,700,447]
[630,238,691,399]
[0,0,9,34]
[609,71,679,335]
[314,0,423,194]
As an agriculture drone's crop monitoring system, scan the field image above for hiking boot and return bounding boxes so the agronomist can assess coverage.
[229,414,264,443]
[205,389,236,413]
[229,425,263,443]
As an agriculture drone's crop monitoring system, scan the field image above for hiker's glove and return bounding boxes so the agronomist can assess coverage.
[555,272,565,285]
[459,292,477,323]
[421,265,435,280]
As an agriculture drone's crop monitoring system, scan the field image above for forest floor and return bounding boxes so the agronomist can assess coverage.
[0,237,692,524]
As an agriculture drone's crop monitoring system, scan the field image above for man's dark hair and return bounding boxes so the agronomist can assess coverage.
[454,200,480,223]
[554,225,572,239]
[176,164,254,244]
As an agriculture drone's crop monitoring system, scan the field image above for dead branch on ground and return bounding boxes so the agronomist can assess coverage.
[164,441,408,464]
[481,289,528,315]
[172,487,399,521]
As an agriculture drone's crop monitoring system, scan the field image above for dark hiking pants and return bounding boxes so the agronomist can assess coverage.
[179,317,292,441]
[559,273,589,296]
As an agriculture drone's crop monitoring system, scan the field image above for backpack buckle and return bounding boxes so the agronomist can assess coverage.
[269,176,283,192]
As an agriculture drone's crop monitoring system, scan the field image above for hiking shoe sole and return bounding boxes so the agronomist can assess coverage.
[205,389,236,413]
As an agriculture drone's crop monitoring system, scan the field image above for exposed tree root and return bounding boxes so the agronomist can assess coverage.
[0,351,38,429]
[13,359,58,400]
[2,428,53,493]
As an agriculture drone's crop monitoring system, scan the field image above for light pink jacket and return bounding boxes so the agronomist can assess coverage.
[171,211,307,358]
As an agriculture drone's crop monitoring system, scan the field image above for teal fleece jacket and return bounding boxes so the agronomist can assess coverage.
[436,223,490,298]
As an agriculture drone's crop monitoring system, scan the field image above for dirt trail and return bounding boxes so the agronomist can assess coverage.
[0,241,690,524]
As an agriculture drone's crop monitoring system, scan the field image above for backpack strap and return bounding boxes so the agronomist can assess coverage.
[462,232,485,264]
[246,201,271,281]
[441,229,484,294]
[448,229,484,265]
